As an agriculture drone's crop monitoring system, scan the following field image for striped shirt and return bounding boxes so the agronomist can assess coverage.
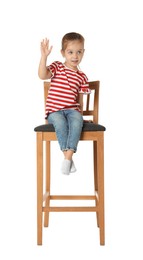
[45,61,90,117]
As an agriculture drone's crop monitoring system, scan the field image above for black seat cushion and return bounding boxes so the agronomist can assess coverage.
[34,122,106,132]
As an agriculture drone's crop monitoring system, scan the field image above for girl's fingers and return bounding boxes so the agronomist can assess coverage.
[40,38,52,54]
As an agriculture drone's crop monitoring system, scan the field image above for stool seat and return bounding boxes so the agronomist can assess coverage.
[34,122,106,132]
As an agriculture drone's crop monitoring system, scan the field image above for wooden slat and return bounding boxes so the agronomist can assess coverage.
[50,195,97,200]
[86,94,90,111]
[43,206,98,212]
[83,111,95,116]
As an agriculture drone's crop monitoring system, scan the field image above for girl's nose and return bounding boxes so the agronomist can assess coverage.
[73,52,78,58]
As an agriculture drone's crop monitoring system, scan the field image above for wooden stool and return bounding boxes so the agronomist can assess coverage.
[34,80,106,245]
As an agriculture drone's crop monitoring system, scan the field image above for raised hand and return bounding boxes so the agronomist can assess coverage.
[40,38,53,57]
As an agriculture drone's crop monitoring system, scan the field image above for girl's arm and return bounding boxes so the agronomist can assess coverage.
[38,38,53,80]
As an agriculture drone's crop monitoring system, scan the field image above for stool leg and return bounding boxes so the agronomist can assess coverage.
[37,133,43,245]
[93,141,98,192]
[97,134,105,245]
[93,141,99,227]
[44,141,50,227]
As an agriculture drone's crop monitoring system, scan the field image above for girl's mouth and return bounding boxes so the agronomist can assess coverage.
[72,60,78,63]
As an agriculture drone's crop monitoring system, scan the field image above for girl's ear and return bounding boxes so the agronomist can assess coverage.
[61,49,65,57]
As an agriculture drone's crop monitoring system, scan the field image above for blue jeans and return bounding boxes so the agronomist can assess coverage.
[48,110,83,152]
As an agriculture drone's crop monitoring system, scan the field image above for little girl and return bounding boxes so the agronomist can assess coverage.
[38,32,90,175]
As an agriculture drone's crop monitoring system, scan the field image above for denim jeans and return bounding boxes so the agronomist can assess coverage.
[48,110,83,152]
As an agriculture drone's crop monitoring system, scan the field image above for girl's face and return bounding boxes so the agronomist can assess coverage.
[61,40,85,70]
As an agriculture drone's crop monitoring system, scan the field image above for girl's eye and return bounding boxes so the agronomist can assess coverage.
[68,51,73,54]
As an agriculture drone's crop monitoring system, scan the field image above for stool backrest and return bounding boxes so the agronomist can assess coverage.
[44,80,99,124]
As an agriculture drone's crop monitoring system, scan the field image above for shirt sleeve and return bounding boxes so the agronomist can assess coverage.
[47,61,59,77]
[79,73,91,94]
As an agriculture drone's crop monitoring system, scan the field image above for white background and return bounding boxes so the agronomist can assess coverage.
[0,0,143,259]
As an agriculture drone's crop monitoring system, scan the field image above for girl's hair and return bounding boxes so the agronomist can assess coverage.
[61,32,84,51]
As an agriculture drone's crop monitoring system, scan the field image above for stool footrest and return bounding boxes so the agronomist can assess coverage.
[43,206,98,212]
[50,195,97,200]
